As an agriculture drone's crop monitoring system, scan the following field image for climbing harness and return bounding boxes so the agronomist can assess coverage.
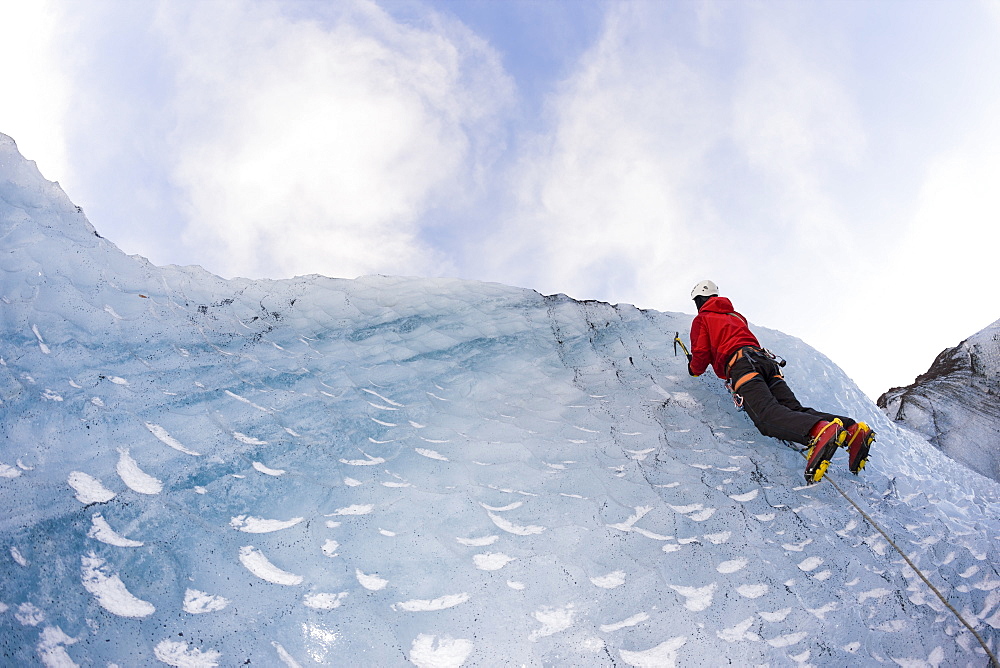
[724,379,745,411]
[804,455,1000,667]
[724,346,788,410]
[676,332,996,662]
[726,345,786,375]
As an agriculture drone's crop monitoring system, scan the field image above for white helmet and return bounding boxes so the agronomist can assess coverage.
[690,279,719,299]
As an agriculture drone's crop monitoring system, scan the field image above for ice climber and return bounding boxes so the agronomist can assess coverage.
[685,280,874,484]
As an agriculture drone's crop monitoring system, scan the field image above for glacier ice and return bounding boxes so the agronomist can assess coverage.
[1,131,999,665]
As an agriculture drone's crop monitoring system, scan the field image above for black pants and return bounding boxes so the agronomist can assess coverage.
[729,350,853,446]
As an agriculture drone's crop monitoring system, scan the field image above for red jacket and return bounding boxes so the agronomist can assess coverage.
[688,296,760,379]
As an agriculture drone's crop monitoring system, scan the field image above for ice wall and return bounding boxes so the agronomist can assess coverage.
[2,132,999,666]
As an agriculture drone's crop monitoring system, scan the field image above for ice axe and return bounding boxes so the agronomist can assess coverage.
[673,332,691,361]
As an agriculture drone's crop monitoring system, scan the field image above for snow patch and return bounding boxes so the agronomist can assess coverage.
[529,604,575,641]
[81,553,155,617]
[669,583,716,612]
[590,571,627,589]
[88,514,143,547]
[303,592,348,610]
[145,423,200,456]
[620,637,687,667]
[183,589,230,614]
[154,639,222,667]
[409,634,473,668]
[600,612,649,633]
[67,471,115,504]
[393,593,470,612]
[252,461,286,476]
[230,515,304,533]
[356,569,388,591]
[116,449,163,494]
[472,553,515,571]
[238,546,303,585]
[488,511,545,535]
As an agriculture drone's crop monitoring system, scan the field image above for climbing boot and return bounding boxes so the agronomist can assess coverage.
[844,422,875,474]
[804,419,846,484]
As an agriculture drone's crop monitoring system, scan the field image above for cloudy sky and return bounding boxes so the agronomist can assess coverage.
[3,0,999,400]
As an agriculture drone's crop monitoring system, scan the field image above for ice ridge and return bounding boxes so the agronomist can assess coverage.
[1,132,998,665]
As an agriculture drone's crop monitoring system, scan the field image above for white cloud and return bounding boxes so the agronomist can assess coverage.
[0,0,70,177]
[485,3,864,313]
[6,0,998,400]
[146,0,513,280]
[485,4,725,303]
[852,115,1000,393]
[731,11,864,247]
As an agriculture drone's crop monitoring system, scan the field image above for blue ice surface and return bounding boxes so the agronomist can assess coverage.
[1,131,999,666]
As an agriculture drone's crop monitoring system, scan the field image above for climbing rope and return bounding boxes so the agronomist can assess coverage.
[820,468,999,667]
[674,335,997,662]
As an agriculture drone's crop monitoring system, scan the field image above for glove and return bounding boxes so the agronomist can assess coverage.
[687,358,700,377]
